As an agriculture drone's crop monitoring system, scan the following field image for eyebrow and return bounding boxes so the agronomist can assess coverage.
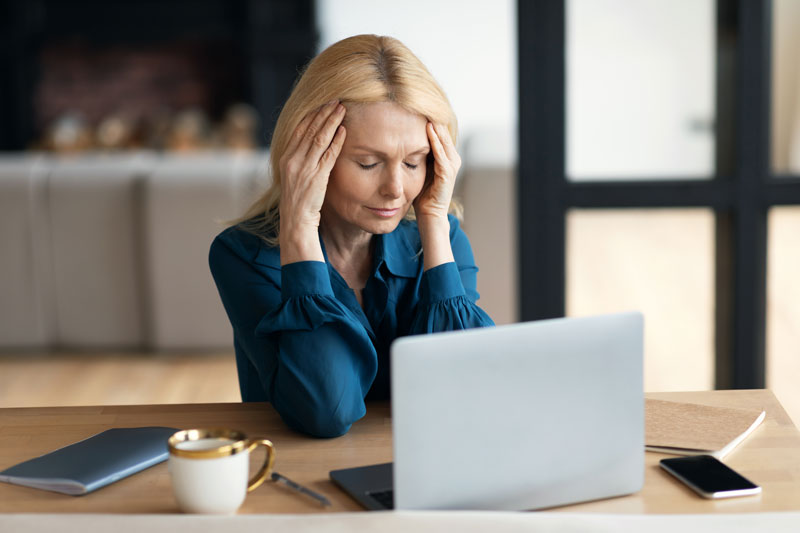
[349,145,430,157]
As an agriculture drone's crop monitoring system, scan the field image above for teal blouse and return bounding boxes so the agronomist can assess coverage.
[209,215,494,437]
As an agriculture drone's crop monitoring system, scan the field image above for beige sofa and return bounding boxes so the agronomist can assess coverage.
[0,152,265,351]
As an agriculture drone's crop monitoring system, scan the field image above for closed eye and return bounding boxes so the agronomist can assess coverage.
[357,161,419,170]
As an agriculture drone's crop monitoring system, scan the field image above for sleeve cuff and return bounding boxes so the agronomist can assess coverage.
[421,262,466,304]
[281,261,334,300]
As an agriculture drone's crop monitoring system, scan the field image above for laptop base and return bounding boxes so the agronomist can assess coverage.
[329,462,394,510]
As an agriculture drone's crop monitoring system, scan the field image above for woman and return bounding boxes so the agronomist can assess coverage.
[210,34,494,438]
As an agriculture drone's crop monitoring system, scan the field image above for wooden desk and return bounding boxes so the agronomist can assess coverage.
[1,390,798,514]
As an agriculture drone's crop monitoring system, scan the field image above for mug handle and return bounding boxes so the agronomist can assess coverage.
[245,438,276,492]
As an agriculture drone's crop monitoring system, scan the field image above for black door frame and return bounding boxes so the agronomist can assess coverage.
[518,0,800,389]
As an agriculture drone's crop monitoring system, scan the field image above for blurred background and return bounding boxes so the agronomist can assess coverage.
[0,1,797,425]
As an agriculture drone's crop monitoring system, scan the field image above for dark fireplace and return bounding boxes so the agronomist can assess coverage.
[0,0,317,150]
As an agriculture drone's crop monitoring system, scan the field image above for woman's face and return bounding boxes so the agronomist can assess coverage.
[321,101,430,237]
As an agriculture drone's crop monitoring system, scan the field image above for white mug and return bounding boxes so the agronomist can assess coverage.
[167,428,275,514]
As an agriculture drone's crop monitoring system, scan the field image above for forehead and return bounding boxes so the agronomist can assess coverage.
[342,102,428,147]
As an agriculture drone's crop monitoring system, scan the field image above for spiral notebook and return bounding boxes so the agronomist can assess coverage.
[645,399,765,459]
[0,426,178,495]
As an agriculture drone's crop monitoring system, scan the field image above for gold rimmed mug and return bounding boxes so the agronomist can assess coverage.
[167,428,275,514]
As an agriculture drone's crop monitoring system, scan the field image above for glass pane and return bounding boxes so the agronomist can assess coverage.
[771,0,800,175]
[566,209,715,391]
[566,0,716,180]
[767,207,800,426]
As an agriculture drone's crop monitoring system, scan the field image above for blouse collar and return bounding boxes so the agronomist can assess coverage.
[377,219,422,278]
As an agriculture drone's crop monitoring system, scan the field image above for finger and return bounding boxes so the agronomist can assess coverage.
[281,104,336,178]
[433,122,459,161]
[289,101,337,159]
[427,122,448,165]
[318,125,347,174]
[284,111,316,156]
[301,102,345,162]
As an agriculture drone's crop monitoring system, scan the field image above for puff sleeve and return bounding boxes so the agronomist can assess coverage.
[209,230,377,438]
[409,216,495,332]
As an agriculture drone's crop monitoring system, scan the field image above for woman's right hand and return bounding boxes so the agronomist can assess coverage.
[279,101,347,265]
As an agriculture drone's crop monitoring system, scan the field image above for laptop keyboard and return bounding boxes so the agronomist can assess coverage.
[367,489,394,509]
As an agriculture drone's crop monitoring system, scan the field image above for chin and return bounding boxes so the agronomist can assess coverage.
[361,217,404,235]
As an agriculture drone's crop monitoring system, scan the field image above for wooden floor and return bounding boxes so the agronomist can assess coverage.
[0,352,240,407]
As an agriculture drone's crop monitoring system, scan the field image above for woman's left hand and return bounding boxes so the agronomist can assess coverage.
[413,122,461,222]
[414,122,459,270]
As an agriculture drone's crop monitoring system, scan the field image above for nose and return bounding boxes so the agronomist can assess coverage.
[379,165,403,199]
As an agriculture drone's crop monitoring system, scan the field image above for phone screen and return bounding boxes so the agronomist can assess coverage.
[659,455,761,498]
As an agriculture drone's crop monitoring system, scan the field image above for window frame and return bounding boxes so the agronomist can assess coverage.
[517,0,799,388]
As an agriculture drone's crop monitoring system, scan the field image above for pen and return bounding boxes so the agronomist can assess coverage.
[271,472,332,507]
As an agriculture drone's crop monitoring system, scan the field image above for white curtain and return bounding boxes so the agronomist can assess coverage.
[775,0,800,173]
[790,85,800,172]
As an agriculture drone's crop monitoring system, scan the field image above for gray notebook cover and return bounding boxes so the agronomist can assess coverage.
[0,426,178,495]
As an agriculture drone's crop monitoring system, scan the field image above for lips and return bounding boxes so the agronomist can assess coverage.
[366,207,401,218]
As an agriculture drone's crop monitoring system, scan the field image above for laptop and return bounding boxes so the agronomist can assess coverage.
[330,312,644,511]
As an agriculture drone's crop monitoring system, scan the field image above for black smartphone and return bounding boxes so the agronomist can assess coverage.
[659,455,761,499]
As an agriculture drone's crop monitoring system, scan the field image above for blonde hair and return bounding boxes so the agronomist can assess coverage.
[233,34,461,245]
